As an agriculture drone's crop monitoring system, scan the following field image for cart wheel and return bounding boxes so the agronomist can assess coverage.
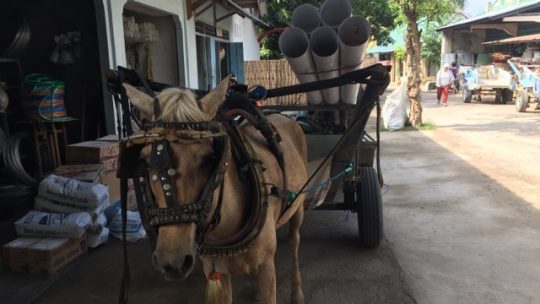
[356,167,383,248]
[515,89,529,112]
[463,87,472,103]
[502,89,513,104]
[494,89,503,104]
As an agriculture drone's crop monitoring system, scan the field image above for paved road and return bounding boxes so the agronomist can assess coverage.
[381,92,540,303]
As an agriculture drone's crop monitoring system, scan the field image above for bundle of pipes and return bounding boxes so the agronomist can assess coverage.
[279,0,371,105]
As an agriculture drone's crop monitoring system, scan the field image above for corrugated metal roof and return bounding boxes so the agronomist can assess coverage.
[367,29,405,54]
[437,1,540,31]
[483,32,540,45]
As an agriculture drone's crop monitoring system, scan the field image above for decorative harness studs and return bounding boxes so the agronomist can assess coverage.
[143,130,231,245]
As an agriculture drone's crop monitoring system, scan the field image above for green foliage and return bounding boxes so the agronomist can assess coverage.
[260,0,397,59]
[352,0,397,46]
[421,23,442,66]
[389,0,464,24]
[394,46,405,61]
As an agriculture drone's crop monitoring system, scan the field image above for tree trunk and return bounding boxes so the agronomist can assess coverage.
[404,12,423,127]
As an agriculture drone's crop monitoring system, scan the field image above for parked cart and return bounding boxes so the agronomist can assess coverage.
[107,64,390,249]
[461,64,514,104]
[507,59,540,112]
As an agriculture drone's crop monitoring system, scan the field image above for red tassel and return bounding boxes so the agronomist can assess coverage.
[208,271,221,281]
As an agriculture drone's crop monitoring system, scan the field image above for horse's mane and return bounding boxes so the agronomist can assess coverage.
[157,88,210,123]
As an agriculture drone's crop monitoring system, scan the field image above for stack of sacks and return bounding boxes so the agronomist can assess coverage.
[104,201,146,242]
[33,174,111,248]
[279,0,371,105]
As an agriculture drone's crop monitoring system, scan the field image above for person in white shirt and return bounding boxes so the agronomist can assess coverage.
[436,63,455,106]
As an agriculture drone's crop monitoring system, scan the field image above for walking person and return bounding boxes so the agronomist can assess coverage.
[436,63,455,106]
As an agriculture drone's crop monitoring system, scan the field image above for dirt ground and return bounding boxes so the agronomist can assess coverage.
[381,91,540,303]
[4,89,540,304]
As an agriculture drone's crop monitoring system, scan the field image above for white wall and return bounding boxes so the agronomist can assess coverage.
[101,0,262,88]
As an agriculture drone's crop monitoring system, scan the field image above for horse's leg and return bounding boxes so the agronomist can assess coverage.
[289,206,304,304]
[256,258,277,304]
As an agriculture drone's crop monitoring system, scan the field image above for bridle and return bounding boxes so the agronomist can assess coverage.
[120,121,231,246]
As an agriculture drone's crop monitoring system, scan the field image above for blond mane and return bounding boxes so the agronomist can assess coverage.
[156,88,210,123]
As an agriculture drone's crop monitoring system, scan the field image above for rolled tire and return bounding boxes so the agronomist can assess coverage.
[356,167,383,248]
[463,86,472,103]
[515,89,529,112]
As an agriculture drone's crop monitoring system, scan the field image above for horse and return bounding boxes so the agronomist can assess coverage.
[122,76,308,304]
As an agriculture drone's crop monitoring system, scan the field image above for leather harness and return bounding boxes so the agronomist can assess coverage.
[117,91,289,257]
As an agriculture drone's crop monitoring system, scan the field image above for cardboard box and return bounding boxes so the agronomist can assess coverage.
[54,164,104,183]
[3,236,87,274]
[97,134,120,142]
[65,141,119,164]
[100,156,118,172]
[100,171,137,210]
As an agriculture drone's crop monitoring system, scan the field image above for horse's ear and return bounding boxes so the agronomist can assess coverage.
[199,75,231,118]
[122,83,153,120]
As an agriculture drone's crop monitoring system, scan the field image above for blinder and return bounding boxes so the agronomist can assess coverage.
[118,122,231,245]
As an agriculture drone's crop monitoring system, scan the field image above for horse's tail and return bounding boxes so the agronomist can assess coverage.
[206,271,226,304]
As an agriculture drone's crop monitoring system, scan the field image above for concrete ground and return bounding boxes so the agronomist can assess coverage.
[381,91,540,303]
[3,89,540,304]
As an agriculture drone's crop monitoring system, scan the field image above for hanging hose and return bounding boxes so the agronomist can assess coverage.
[2,133,37,185]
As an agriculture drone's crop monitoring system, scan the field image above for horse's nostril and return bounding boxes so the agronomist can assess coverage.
[181,255,194,272]
[163,263,177,274]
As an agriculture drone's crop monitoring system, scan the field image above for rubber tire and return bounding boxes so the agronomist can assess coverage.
[356,167,383,249]
[494,89,502,104]
[515,89,529,112]
[463,87,472,103]
[502,89,513,104]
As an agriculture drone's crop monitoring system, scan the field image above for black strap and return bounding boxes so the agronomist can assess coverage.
[375,98,384,186]
[119,177,130,304]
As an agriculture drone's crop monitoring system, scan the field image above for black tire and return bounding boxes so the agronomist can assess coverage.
[494,89,502,104]
[463,86,472,103]
[515,89,529,112]
[502,89,513,104]
[356,167,383,248]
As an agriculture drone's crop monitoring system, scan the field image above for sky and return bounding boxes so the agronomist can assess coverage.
[464,0,493,17]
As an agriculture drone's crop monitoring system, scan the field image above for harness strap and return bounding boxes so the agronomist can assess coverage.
[119,177,130,304]
[221,107,290,218]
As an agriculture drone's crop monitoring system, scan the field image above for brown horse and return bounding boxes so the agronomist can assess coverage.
[123,77,308,304]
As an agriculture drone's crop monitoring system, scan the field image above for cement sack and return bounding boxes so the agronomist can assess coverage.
[105,202,146,242]
[15,210,92,239]
[34,196,107,222]
[86,213,107,235]
[88,227,109,248]
[38,175,109,209]
[382,82,408,131]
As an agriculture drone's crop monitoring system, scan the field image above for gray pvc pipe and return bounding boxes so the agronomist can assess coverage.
[292,4,321,34]
[279,27,323,104]
[339,16,371,104]
[320,0,352,27]
[310,26,340,104]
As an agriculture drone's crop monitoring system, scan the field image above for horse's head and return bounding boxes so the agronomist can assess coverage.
[123,77,230,281]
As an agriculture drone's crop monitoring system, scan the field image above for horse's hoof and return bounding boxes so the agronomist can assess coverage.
[291,296,305,304]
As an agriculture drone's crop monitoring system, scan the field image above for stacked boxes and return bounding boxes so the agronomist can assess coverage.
[64,136,136,209]
[3,236,87,274]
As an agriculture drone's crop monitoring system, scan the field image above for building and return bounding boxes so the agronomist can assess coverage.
[0,0,268,139]
[438,0,540,65]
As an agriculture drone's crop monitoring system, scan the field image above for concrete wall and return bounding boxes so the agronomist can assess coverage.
[441,29,486,54]
[100,0,261,88]
[99,0,262,131]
